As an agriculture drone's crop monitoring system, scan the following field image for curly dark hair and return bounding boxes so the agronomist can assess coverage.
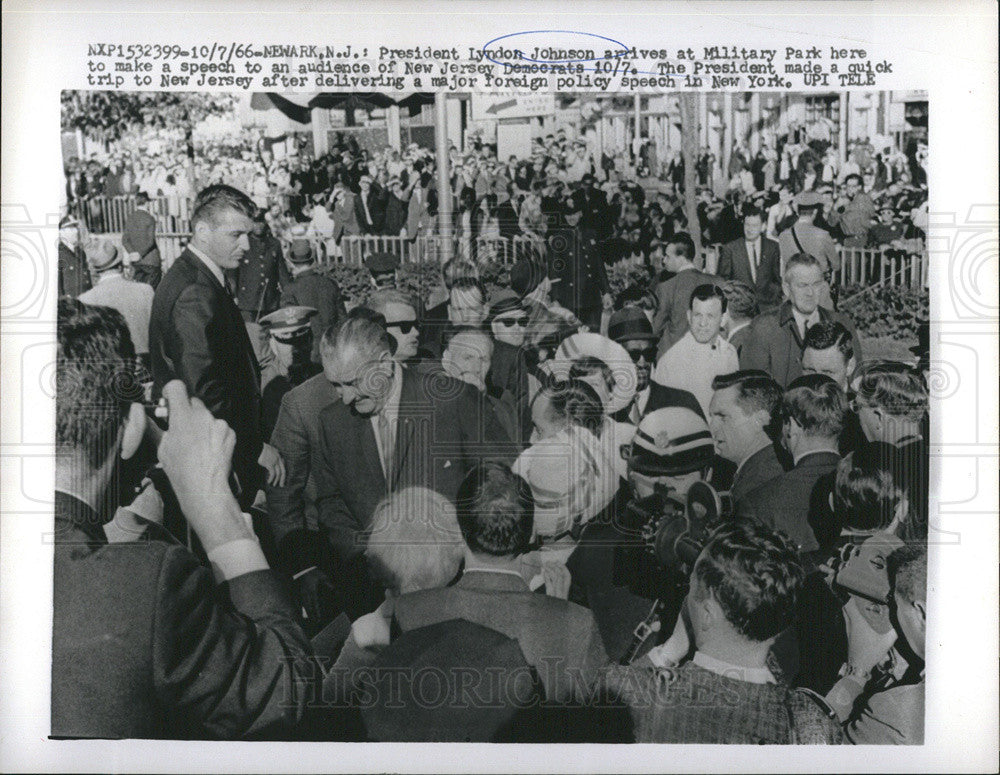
[693,521,804,642]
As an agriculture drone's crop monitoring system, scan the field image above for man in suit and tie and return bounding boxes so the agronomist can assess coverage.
[150,184,285,511]
[707,370,788,505]
[651,232,720,358]
[716,207,782,310]
[737,374,845,557]
[740,253,862,388]
[313,315,499,617]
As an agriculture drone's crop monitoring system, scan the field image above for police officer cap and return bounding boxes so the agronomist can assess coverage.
[260,306,317,344]
[629,407,715,477]
[794,191,824,208]
[364,251,400,274]
[288,239,314,264]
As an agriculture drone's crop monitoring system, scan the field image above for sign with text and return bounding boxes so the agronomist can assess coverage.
[471,92,555,120]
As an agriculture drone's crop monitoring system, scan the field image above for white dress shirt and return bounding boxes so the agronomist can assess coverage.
[652,331,740,417]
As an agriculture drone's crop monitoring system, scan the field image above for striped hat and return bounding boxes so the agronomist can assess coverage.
[628,407,715,477]
[548,332,638,414]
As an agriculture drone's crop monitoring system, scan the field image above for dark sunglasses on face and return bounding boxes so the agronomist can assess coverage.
[628,346,657,363]
[498,315,529,328]
[388,319,418,334]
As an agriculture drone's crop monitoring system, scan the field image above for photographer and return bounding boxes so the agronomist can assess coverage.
[52,298,316,739]
[604,521,842,744]
[825,544,926,744]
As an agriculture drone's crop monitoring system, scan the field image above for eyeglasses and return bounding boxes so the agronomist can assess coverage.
[627,346,657,363]
[387,319,418,334]
[497,315,529,328]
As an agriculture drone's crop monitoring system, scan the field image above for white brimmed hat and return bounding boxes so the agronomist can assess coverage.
[548,332,638,414]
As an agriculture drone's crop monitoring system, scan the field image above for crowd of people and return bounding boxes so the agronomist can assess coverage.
[64,92,928,280]
[54,164,930,742]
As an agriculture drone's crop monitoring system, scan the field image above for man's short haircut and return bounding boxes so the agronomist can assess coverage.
[57,297,139,467]
[320,312,392,360]
[693,521,804,642]
[783,252,823,279]
[455,463,534,557]
[804,320,854,362]
[854,360,928,421]
[667,232,696,261]
[782,373,847,439]
[689,283,727,312]
[365,288,417,318]
[712,370,783,421]
[720,280,759,320]
[365,486,464,595]
[888,543,927,605]
[135,191,150,205]
[742,206,763,222]
[833,441,909,533]
[191,184,256,229]
[441,323,490,353]
[843,173,863,186]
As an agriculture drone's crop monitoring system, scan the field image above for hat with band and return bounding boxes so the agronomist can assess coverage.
[260,305,317,345]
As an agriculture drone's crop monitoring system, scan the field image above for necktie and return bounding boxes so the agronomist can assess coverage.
[748,241,758,284]
[377,411,394,479]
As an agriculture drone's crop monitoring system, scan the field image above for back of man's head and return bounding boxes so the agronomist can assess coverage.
[804,321,854,362]
[455,463,534,557]
[854,360,927,422]
[720,280,759,322]
[57,297,137,468]
[191,184,256,230]
[782,373,846,440]
[693,521,803,642]
[887,542,927,660]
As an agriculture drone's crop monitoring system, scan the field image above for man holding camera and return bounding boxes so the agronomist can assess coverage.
[605,521,842,744]
[52,299,315,739]
[825,544,926,744]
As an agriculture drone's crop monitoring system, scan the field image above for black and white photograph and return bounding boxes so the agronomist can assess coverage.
[1,2,996,772]
[51,87,931,743]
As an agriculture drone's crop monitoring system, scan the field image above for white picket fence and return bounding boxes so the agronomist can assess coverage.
[96,231,928,290]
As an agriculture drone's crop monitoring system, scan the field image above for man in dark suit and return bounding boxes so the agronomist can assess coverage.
[547,196,611,331]
[122,192,162,289]
[354,173,386,235]
[312,315,500,617]
[149,184,284,511]
[392,463,608,703]
[740,253,862,388]
[225,208,289,323]
[651,232,720,358]
[57,215,91,298]
[717,207,782,309]
[708,370,788,505]
[738,374,845,556]
[52,299,315,739]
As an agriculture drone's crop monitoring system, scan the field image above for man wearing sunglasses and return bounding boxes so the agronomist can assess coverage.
[364,288,420,363]
[486,290,532,445]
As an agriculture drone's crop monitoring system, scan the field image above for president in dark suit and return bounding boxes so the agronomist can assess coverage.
[313,315,500,616]
[149,185,284,510]
[737,374,845,556]
[717,208,782,309]
[53,299,315,739]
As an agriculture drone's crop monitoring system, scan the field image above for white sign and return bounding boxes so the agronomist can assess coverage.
[471,93,555,121]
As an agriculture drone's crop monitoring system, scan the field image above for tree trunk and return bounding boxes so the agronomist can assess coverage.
[679,93,703,261]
